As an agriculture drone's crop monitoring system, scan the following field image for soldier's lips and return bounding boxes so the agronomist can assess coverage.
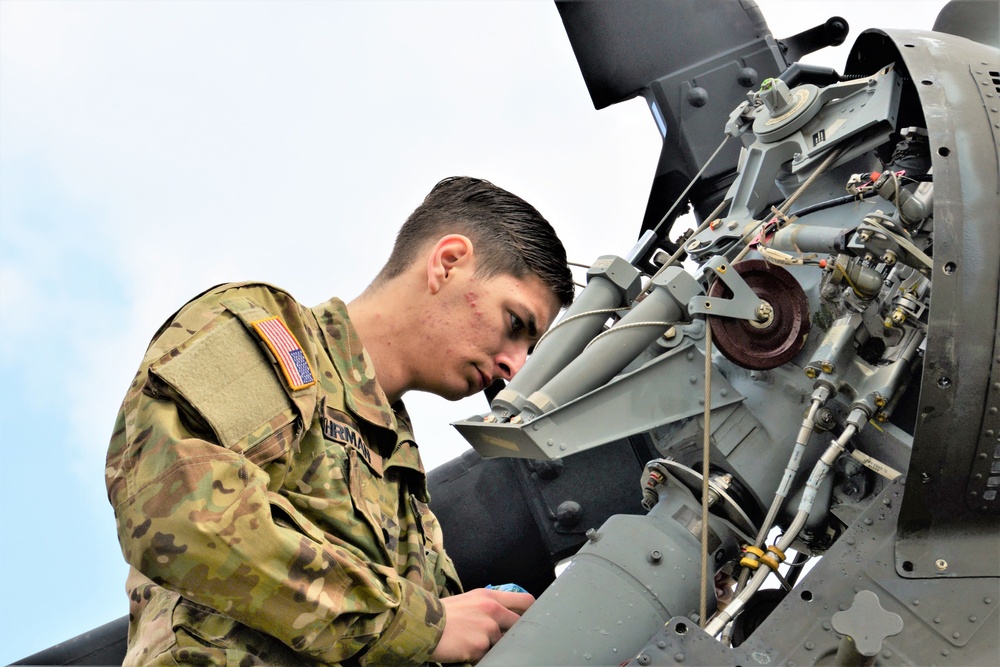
[476,367,491,391]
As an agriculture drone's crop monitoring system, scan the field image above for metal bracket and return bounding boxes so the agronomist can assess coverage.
[688,255,766,321]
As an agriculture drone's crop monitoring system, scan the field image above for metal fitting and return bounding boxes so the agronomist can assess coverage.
[755,301,774,322]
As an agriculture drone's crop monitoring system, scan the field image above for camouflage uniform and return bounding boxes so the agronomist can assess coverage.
[106,282,462,665]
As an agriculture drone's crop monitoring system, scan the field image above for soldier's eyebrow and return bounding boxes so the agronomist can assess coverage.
[516,307,539,338]
[526,313,538,338]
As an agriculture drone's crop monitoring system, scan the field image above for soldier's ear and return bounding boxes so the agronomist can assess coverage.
[427,235,474,294]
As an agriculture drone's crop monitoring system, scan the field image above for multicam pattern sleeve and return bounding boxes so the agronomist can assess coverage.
[106,283,460,666]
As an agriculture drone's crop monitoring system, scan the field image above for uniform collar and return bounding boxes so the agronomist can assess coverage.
[311,298,424,475]
[311,297,400,433]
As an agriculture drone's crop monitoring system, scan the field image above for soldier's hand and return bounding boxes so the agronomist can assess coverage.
[430,588,534,663]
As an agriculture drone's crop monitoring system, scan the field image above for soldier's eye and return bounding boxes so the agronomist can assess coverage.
[510,312,525,335]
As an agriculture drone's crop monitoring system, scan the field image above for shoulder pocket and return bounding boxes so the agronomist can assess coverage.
[149,315,294,452]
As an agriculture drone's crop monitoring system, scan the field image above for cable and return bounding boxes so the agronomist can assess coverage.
[733,145,847,264]
[534,307,623,348]
[783,550,811,588]
[651,135,732,238]
[583,320,681,350]
[699,319,714,628]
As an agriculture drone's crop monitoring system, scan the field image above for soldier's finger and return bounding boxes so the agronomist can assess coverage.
[486,590,535,615]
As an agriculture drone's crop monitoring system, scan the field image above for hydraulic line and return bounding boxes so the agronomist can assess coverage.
[787,190,876,219]
[734,385,830,595]
[708,409,866,637]
[721,386,830,645]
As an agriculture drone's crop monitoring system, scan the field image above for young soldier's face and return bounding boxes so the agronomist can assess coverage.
[418,270,561,401]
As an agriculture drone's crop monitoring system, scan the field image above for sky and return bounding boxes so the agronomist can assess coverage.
[0,0,949,661]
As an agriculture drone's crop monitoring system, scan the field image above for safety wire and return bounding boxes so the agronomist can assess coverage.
[567,261,595,291]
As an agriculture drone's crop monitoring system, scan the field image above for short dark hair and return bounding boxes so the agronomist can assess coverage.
[373,177,574,306]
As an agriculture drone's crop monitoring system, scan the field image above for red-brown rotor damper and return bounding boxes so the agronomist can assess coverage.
[707,260,810,370]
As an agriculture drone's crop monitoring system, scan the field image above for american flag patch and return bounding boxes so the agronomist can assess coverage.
[252,317,316,391]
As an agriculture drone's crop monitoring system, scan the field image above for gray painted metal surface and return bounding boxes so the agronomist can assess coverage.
[888,26,1000,580]
[453,10,1000,666]
[454,340,744,459]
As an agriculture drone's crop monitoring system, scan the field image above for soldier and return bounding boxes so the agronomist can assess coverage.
[105,176,574,665]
